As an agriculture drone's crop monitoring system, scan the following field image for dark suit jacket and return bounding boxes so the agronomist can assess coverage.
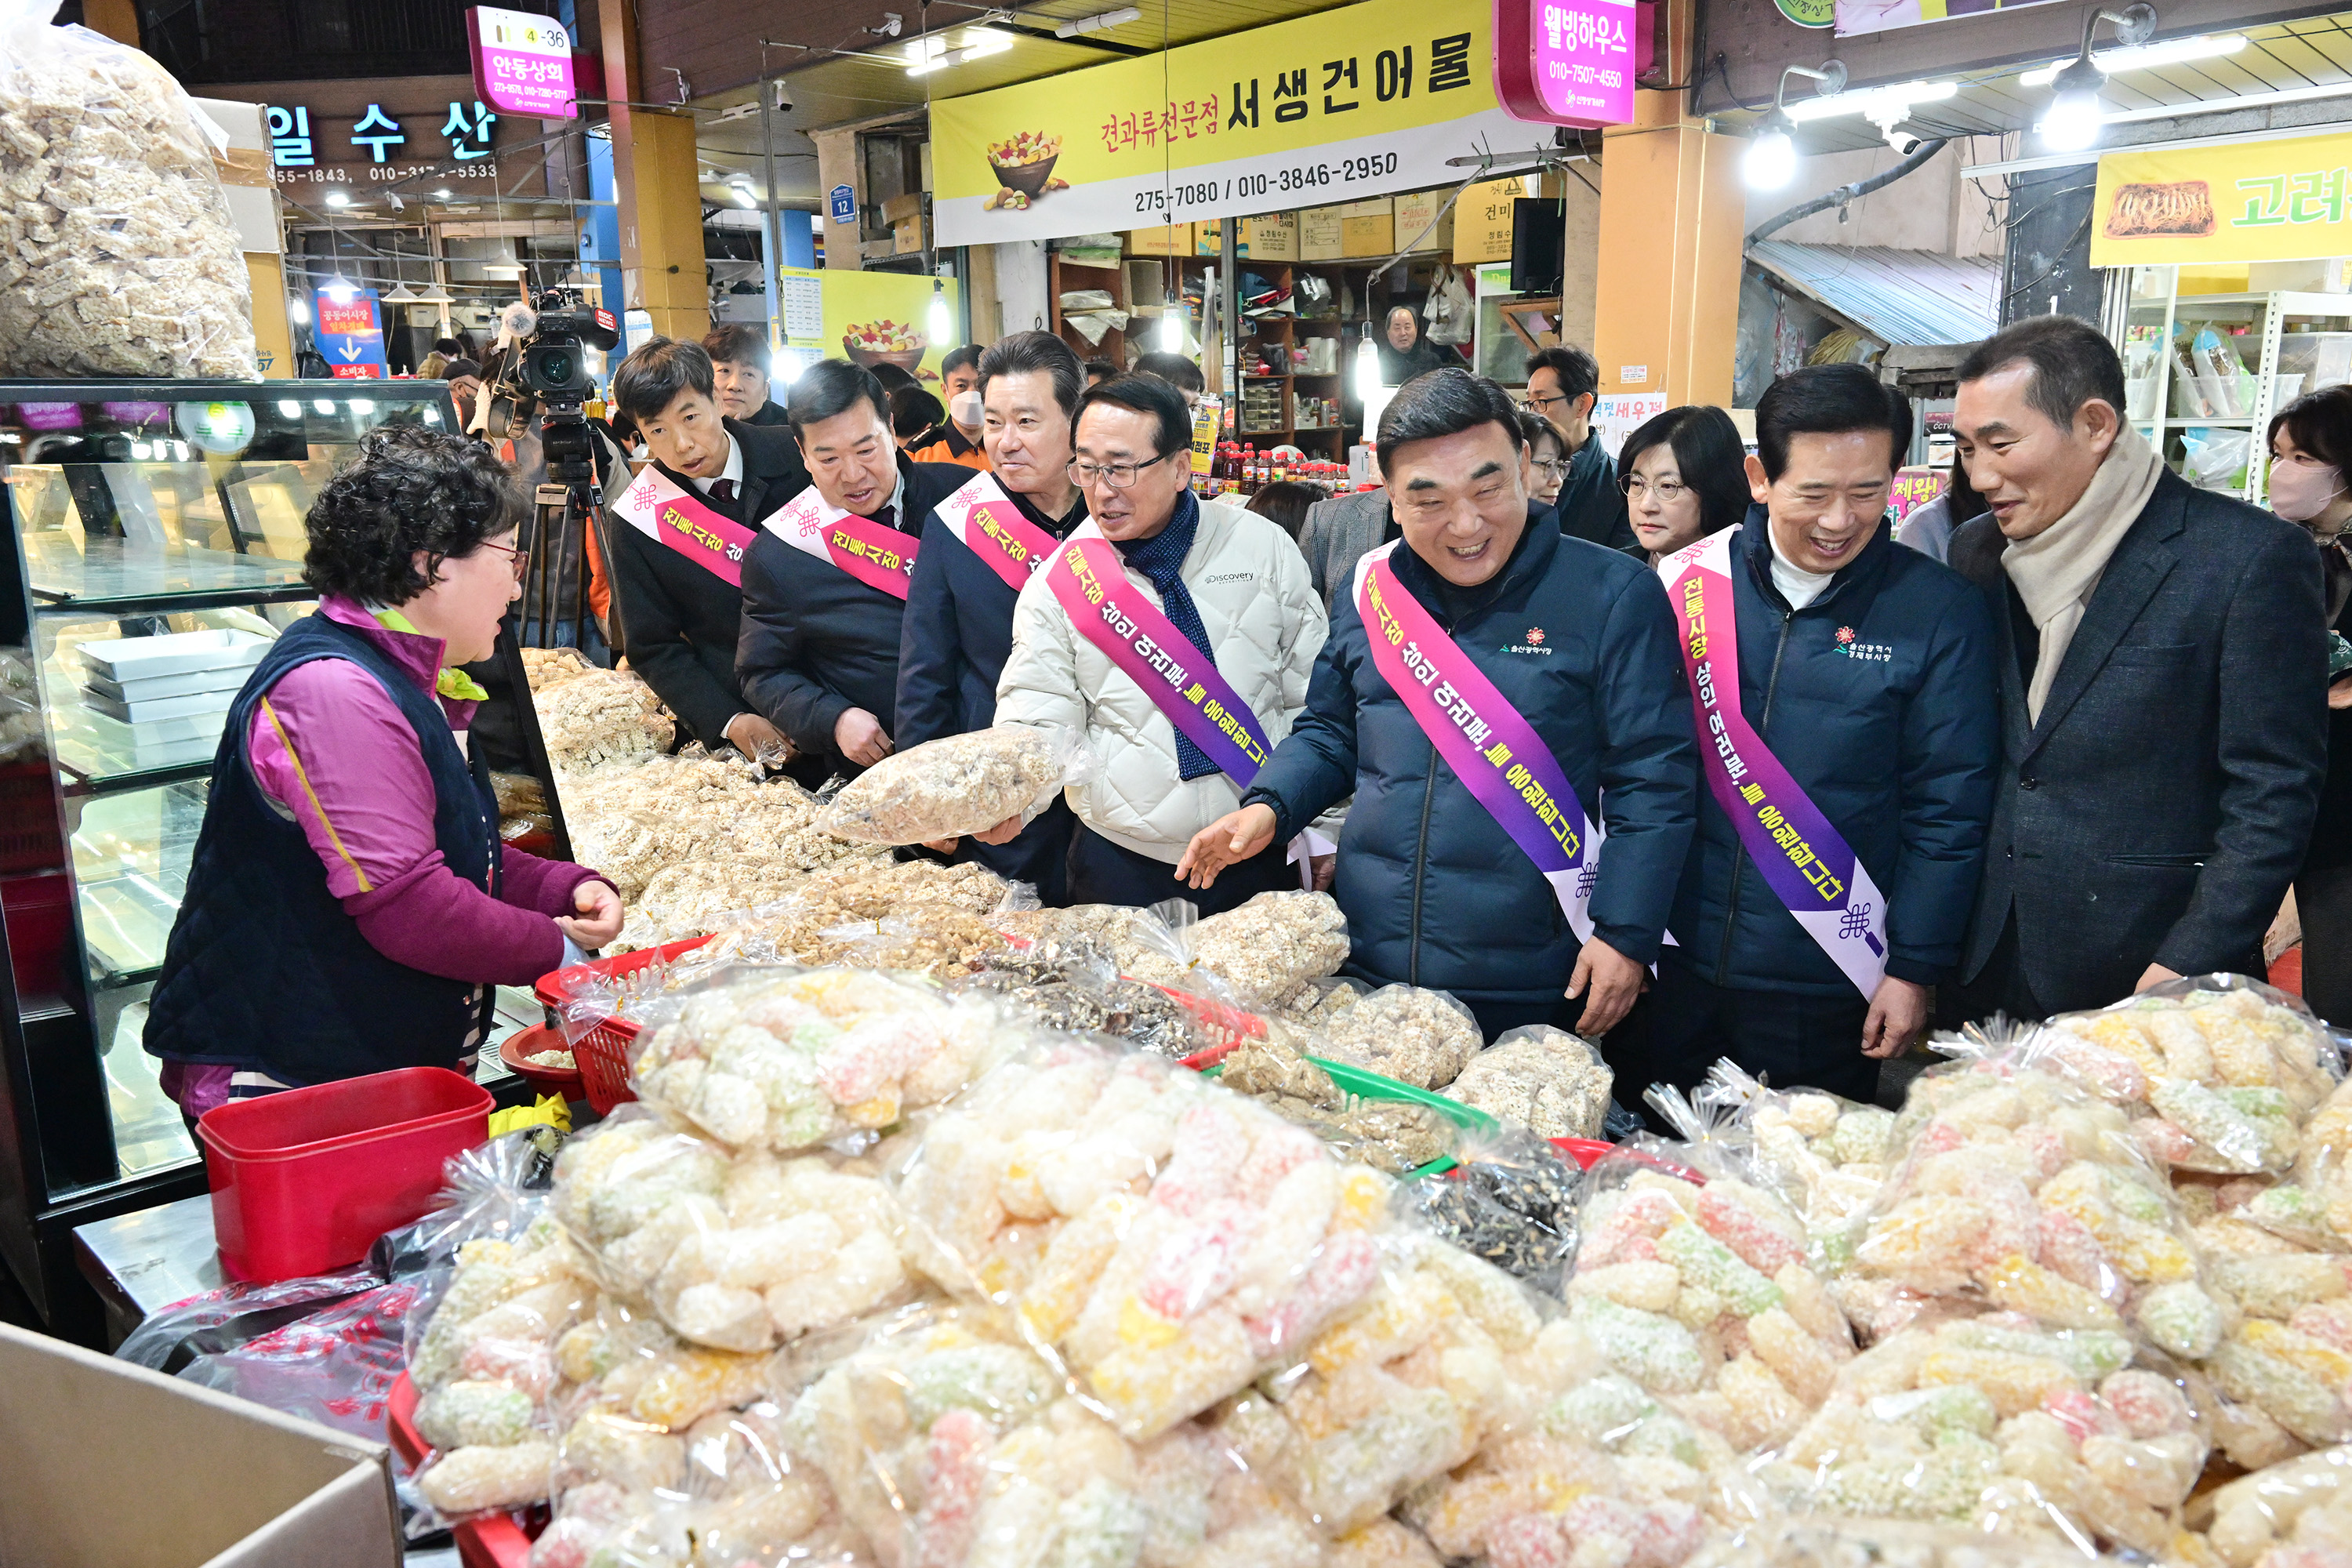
[1553,429,1638,554]
[735,456,972,773]
[1949,469,2328,1011]
[604,419,811,750]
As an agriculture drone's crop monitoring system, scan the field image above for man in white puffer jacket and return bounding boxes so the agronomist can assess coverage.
[991,373,1328,911]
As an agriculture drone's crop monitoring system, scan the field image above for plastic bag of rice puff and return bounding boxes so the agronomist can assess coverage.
[890,1032,1405,1439]
[626,964,1034,1154]
[528,1389,873,1568]
[1841,1018,2230,1359]
[1682,1517,2137,1568]
[546,1104,924,1355]
[1096,891,1349,1011]
[2185,1441,2352,1568]
[777,1298,1353,1568]
[816,725,1102,847]
[2038,974,2343,1178]
[1560,1085,1861,1460]
[1697,1059,1896,1265]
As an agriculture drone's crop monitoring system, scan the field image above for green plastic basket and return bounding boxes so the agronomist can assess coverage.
[1200,1054,1496,1179]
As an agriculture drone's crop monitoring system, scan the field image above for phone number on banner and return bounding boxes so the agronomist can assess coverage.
[1153,153,1402,211]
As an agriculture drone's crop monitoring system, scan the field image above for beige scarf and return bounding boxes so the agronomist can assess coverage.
[2002,421,2166,724]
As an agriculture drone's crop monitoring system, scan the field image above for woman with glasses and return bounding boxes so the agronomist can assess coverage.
[144,426,622,1118]
[1519,410,1569,510]
[1617,404,1749,563]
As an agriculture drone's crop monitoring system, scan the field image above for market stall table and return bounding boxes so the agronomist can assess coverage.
[71,1191,223,1350]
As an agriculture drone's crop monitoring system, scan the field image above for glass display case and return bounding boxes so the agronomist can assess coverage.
[2113,266,2352,504]
[0,379,523,1333]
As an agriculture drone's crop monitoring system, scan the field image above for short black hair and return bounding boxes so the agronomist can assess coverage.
[1526,344,1599,407]
[1082,358,1116,385]
[1516,408,1563,459]
[789,358,891,437]
[702,323,769,368]
[1754,363,1913,482]
[867,361,920,395]
[1377,367,1525,461]
[979,330,1083,422]
[1075,373,1192,459]
[891,384,945,440]
[1134,350,1205,394]
[1619,405,1751,538]
[612,337,716,423]
[302,425,524,605]
[2271,383,2352,485]
[940,343,982,379]
[1956,315,2129,434]
[1245,480,1318,542]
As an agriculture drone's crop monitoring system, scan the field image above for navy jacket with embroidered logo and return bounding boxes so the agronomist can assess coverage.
[1663,511,2000,996]
[895,484,1089,750]
[735,455,971,772]
[1242,516,1698,1015]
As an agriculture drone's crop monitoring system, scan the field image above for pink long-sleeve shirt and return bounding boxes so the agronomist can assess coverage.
[161,598,611,1115]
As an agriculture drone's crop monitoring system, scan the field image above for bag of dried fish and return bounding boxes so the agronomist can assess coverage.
[0,0,256,378]
[1442,1025,1615,1141]
[1401,1125,1581,1290]
[1318,985,1483,1090]
[817,725,1099,846]
[956,938,1210,1058]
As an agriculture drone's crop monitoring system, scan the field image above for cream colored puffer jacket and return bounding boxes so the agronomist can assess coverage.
[995,499,1327,861]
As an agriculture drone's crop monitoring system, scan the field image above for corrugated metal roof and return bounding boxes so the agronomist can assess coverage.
[1745,241,2002,350]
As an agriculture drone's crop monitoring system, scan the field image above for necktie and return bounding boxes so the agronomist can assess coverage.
[708,478,738,508]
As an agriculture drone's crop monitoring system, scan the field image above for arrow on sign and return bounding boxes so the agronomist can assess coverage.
[336,341,365,361]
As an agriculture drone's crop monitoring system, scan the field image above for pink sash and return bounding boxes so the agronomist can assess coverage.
[932,470,1061,592]
[610,466,757,588]
[759,484,920,600]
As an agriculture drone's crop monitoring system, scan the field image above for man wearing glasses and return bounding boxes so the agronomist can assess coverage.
[736,359,971,776]
[989,374,1328,910]
[1524,344,1637,553]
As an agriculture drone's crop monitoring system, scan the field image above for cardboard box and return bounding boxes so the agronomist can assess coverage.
[1298,205,1344,260]
[1452,177,1523,265]
[1244,212,1300,261]
[1340,198,1395,258]
[880,191,925,225]
[892,214,927,254]
[1196,219,1247,257]
[0,1323,401,1567]
[1393,190,1455,252]
[1127,222,1195,256]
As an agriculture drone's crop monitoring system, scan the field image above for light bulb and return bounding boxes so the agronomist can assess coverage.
[926,286,952,348]
[1744,126,1797,189]
[1159,310,1183,351]
[1353,332,1380,400]
[288,296,310,325]
[325,191,350,208]
[2041,87,2103,150]
[321,277,357,303]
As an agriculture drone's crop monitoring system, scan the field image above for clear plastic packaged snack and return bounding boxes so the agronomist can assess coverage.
[1121,891,1351,1007]
[818,726,1100,846]
[2192,1440,2352,1568]
[1700,1061,1896,1261]
[1316,985,1482,1091]
[535,669,677,773]
[1443,1025,1616,1141]
[1218,1030,1461,1175]
[1399,1125,1581,1290]
[0,0,256,378]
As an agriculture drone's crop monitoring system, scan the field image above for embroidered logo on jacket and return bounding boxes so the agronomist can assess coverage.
[1836,626,1894,662]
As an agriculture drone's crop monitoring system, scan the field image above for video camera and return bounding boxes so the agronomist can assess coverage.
[512,286,620,484]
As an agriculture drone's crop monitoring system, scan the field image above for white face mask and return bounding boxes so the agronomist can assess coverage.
[2272,456,2347,524]
[950,390,984,428]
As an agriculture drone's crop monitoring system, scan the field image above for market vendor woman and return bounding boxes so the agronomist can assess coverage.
[144,426,622,1116]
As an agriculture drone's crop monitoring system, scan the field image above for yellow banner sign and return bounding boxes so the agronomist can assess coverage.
[2091,132,2352,267]
[929,0,1530,247]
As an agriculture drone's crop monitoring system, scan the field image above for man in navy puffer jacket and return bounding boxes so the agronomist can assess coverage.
[1176,369,1698,1040]
[1650,364,1999,1105]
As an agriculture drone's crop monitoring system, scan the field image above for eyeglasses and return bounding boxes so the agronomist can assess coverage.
[479,539,529,581]
[1522,391,1569,413]
[1068,449,1180,489]
[1622,476,1690,503]
[1530,457,1568,479]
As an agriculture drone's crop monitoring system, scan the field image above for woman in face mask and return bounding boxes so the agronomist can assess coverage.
[2269,384,2352,1027]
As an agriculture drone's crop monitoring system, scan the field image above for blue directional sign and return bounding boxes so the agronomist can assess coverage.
[314,286,389,379]
[828,183,855,223]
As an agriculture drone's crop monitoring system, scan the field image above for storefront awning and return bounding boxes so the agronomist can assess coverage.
[1744,241,2001,350]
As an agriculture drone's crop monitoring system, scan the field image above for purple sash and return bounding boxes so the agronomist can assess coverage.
[1351,542,1601,940]
[1659,527,1888,997]
[1046,525,1273,783]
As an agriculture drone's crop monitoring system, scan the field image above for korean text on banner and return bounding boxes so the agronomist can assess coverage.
[928,0,1536,246]
[2091,134,2352,268]
[467,6,578,121]
[1833,0,2059,35]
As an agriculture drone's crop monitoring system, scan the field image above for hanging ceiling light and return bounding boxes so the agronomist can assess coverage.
[382,281,420,303]
[927,280,953,348]
[324,191,350,209]
[2038,3,2159,150]
[1745,60,1844,190]
[728,174,759,209]
[2018,29,2240,86]
[903,25,1013,74]
[1783,77,1953,122]
[1158,308,1183,351]
[319,275,358,303]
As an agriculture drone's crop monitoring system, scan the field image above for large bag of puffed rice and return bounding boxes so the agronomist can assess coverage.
[0,0,257,378]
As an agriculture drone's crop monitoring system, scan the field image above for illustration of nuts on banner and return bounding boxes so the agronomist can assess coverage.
[983,130,1062,209]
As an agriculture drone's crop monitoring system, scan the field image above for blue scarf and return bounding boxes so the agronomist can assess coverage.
[1115,488,1222,780]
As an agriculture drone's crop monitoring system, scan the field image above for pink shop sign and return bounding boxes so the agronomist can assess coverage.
[468,6,579,121]
[1494,0,1642,129]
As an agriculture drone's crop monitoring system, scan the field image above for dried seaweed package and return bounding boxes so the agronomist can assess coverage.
[0,0,256,377]
[1399,1123,1581,1291]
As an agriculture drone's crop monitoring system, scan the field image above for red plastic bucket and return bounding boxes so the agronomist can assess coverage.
[197,1066,492,1283]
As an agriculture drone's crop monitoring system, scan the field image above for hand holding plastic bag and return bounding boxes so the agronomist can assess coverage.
[818,726,1099,846]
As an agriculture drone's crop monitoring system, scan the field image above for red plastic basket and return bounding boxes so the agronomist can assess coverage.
[1169,989,1267,1069]
[387,1374,538,1567]
[197,1067,492,1283]
[532,936,713,1115]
